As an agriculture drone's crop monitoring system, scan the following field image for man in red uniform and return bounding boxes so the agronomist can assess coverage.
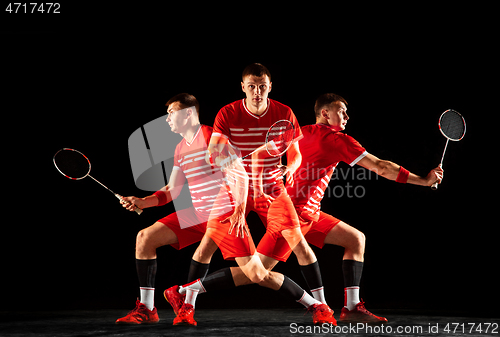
[165,64,335,326]
[116,93,231,324]
[287,93,444,323]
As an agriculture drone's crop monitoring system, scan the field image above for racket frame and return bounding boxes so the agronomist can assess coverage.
[431,109,466,190]
[240,119,295,160]
[438,109,466,142]
[53,148,91,180]
[53,148,143,214]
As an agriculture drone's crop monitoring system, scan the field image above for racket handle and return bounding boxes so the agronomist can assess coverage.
[431,181,439,190]
[116,194,143,215]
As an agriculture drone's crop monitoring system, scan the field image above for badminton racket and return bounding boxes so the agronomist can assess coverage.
[241,119,295,159]
[431,109,466,190]
[53,148,143,214]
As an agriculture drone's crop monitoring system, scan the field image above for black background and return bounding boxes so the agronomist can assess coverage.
[2,4,497,316]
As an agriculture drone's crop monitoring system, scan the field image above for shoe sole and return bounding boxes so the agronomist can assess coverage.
[115,320,160,325]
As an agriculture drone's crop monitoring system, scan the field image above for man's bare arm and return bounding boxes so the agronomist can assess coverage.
[357,152,443,187]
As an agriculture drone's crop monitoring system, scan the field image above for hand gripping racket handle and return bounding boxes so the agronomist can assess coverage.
[115,194,143,215]
[431,181,439,190]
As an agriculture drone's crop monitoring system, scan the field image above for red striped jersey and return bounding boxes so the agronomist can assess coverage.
[212,98,302,196]
[287,123,367,221]
[172,124,234,216]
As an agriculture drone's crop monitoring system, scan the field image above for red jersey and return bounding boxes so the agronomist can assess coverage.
[287,123,367,221]
[212,98,302,196]
[157,124,234,217]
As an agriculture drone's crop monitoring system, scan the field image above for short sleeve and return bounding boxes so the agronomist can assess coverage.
[212,105,231,140]
[334,133,367,166]
[288,108,303,143]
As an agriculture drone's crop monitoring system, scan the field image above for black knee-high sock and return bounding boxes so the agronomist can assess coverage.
[342,260,363,287]
[342,260,363,309]
[201,267,235,292]
[187,259,210,283]
[136,259,157,288]
[278,276,304,301]
[300,261,323,290]
[300,261,325,303]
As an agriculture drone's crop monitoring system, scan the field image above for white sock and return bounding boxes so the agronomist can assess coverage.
[311,286,327,304]
[184,288,199,308]
[180,279,206,309]
[297,290,321,308]
[345,286,360,311]
[140,287,155,311]
[182,279,206,293]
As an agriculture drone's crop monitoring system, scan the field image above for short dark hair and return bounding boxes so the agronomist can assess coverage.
[314,93,348,118]
[166,93,200,115]
[242,63,271,81]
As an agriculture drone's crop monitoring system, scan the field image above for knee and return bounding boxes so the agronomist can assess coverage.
[247,269,268,284]
[136,229,151,251]
[192,239,216,264]
[293,238,309,254]
[293,239,316,264]
[354,230,366,252]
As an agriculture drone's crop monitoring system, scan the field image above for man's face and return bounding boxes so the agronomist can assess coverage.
[166,102,189,133]
[241,75,272,110]
[323,101,349,131]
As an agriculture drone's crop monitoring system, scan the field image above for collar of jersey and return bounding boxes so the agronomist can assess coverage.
[242,98,270,119]
[318,122,339,131]
[185,124,202,146]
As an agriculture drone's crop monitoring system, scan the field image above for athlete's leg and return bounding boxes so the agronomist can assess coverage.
[180,254,334,325]
[192,231,219,264]
[173,233,222,311]
[323,221,365,262]
[187,233,218,282]
[116,222,176,324]
[256,252,279,270]
[132,221,177,312]
[119,207,209,324]
[322,220,386,323]
[280,227,303,257]
[173,242,336,326]
[136,221,178,259]
[322,221,364,309]
[258,190,326,304]
[291,236,317,265]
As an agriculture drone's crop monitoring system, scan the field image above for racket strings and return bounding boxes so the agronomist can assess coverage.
[54,149,90,179]
[266,121,294,156]
[440,110,465,140]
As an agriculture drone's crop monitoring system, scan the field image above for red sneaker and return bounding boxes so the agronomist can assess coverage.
[164,285,185,315]
[115,299,159,324]
[340,300,388,324]
[307,303,337,325]
[173,303,197,326]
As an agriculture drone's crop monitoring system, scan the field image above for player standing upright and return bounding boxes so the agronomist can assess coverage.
[208,64,329,295]
[164,64,335,326]
[287,93,444,323]
[208,64,326,289]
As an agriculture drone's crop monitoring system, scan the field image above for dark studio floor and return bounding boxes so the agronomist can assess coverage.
[1,308,499,337]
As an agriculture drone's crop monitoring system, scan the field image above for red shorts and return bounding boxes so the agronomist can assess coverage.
[246,191,300,231]
[257,210,341,262]
[157,207,207,250]
[303,211,341,248]
[254,191,303,262]
[206,210,256,261]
